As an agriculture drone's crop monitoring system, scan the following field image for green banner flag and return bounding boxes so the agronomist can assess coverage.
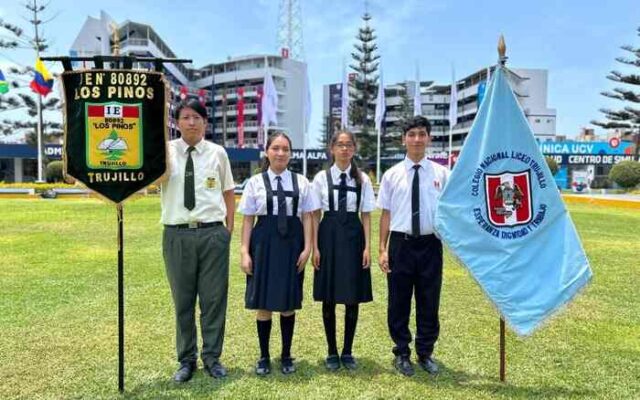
[61,70,169,203]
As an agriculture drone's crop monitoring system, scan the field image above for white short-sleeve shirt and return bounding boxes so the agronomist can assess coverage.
[377,156,450,235]
[160,138,235,225]
[311,164,376,213]
[238,168,317,217]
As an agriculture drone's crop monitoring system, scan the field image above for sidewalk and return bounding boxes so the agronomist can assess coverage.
[562,193,640,209]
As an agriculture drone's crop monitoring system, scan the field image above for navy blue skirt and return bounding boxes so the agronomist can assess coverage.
[245,215,305,311]
[313,212,373,304]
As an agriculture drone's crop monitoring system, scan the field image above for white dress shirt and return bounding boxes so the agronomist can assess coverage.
[311,164,376,213]
[238,168,317,217]
[160,138,234,224]
[377,156,450,235]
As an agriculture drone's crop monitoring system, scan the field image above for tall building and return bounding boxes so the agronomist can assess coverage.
[323,66,557,156]
[198,55,307,148]
[69,12,308,149]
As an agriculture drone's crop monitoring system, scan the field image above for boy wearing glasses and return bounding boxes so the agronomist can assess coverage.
[161,99,235,382]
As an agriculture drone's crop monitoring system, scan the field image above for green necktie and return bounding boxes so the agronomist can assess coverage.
[184,146,196,211]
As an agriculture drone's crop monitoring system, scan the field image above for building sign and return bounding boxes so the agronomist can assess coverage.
[291,149,328,161]
[539,141,636,165]
[44,144,63,159]
[61,70,169,204]
[329,84,343,117]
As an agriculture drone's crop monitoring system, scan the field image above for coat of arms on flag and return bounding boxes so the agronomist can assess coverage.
[485,170,532,226]
[86,103,143,169]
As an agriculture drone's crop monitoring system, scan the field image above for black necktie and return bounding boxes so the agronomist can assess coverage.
[411,165,420,236]
[338,172,347,222]
[276,176,288,236]
[184,146,196,211]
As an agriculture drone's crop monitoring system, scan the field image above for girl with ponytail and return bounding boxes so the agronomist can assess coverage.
[310,130,375,371]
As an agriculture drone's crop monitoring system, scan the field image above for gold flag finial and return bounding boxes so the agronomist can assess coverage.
[498,34,507,65]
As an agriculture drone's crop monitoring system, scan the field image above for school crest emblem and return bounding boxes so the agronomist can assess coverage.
[484,170,533,227]
[86,103,143,169]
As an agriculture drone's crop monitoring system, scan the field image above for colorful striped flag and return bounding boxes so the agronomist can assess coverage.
[0,69,9,94]
[29,58,54,96]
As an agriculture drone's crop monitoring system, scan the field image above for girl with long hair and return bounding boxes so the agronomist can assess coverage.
[238,132,316,376]
[311,130,375,371]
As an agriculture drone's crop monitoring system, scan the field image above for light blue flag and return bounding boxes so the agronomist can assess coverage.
[434,66,592,336]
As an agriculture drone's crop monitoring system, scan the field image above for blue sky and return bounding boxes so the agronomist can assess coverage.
[1,0,639,144]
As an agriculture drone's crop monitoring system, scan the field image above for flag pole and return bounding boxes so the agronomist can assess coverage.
[302,64,310,177]
[376,125,381,184]
[32,3,45,183]
[116,203,125,392]
[110,26,126,394]
[36,94,44,182]
[303,112,307,176]
[500,318,506,382]
[497,33,508,384]
[448,64,456,170]
[447,126,453,169]
[374,67,384,184]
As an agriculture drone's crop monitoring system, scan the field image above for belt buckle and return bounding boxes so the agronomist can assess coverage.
[188,221,198,229]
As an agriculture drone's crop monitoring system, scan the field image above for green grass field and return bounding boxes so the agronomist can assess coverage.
[0,198,638,399]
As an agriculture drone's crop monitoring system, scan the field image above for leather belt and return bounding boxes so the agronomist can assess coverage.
[390,231,436,240]
[165,221,223,229]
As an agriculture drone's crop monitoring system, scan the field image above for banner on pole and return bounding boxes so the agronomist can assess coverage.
[61,70,169,204]
[434,66,592,336]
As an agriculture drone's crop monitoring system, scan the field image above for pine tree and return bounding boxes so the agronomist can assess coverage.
[0,1,62,142]
[592,26,640,157]
[349,12,380,162]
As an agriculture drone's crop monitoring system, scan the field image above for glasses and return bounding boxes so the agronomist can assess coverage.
[334,142,355,149]
[179,115,204,123]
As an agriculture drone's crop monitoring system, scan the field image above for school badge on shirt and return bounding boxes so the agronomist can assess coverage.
[205,176,217,189]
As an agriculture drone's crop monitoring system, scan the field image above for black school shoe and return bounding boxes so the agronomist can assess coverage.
[281,357,296,374]
[255,357,271,376]
[393,355,415,377]
[204,360,228,378]
[417,356,439,375]
[173,362,196,383]
[325,354,340,371]
[340,354,357,370]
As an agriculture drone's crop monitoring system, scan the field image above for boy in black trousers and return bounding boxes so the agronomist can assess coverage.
[377,116,450,377]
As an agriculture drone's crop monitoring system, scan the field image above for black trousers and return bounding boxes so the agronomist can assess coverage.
[387,232,443,358]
